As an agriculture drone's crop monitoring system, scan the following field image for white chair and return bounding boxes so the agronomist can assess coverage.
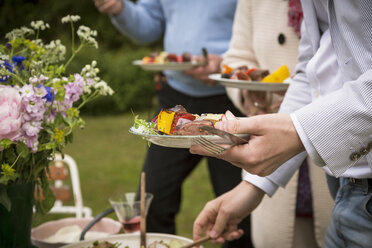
[47,154,92,218]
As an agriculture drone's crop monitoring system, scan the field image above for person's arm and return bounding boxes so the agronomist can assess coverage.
[193,181,264,243]
[95,0,165,44]
[283,21,372,177]
[293,69,372,176]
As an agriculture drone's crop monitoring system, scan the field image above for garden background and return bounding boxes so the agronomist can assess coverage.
[1,0,219,247]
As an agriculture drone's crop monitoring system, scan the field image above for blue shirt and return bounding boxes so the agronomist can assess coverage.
[111,0,237,97]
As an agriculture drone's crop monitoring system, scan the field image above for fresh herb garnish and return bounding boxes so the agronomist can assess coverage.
[133,115,159,135]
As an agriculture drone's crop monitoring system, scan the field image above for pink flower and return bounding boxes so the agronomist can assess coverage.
[22,121,42,137]
[0,86,22,141]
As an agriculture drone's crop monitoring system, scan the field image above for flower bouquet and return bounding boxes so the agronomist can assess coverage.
[0,15,113,215]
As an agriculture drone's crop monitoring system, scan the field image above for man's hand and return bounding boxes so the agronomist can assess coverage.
[190,113,305,176]
[94,0,124,15]
[193,181,264,243]
[183,54,223,86]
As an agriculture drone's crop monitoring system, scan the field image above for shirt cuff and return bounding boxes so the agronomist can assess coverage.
[243,171,279,197]
[290,113,326,167]
[110,0,134,29]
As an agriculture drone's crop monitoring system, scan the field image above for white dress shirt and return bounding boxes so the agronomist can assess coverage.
[244,0,372,196]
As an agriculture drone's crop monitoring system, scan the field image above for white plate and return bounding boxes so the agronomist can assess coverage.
[209,73,290,91]
[132,60,203,71]
[129,127,236,148]
[32,217,121,248]
[61,233,196,248]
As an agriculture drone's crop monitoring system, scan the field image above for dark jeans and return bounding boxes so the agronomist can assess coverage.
[142,83,253,248]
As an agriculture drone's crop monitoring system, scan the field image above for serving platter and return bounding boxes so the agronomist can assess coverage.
[129,127,237,148]
[132,60,203,71]
[61,233,196,248]
[209,73,290,91]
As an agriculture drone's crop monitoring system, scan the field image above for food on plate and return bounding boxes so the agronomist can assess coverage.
[155,105,223,135]
[87,239,182,248]
[261,64,290,83]
[221,64,289,83]
[141,51,194,64]
[132,105,236,136]
[147,239,183,248]
[89,240,121,248]
[221,65,269,81]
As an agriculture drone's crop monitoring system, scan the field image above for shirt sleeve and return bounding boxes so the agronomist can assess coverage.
[291,113,326,166]
[243,172,278,197]
[293,70,372,177]
[243,152,308,196]
[110,0,165,44]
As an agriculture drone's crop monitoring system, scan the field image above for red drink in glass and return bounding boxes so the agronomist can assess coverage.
[121,216,141,233]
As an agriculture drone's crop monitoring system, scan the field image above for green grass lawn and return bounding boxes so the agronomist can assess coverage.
[32,112,221,248]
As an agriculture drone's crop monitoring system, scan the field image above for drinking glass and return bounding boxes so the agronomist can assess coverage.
[109,192,153,233]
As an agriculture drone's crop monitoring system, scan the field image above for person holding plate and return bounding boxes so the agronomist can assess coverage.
[190,0,372,247]
[93,0,253,247]
[221,0,334,247]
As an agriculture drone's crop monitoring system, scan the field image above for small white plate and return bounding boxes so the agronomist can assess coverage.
[132,60,203,71]
[129,127,236,148]
[61,233,196,248]
[32,217,121,248]
[209,73,290,91]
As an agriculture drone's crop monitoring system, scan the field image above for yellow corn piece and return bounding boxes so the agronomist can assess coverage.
[262,65,289,83]
[157,110,175,134]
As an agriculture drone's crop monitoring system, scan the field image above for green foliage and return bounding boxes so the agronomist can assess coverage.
[0,0,162,115]
[0,186,11,212]
[0,144,56,212]
[0,139,12,150]
[34,169,55,214]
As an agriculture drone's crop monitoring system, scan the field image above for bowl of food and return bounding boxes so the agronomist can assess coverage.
[60,232,198,248]
[31,217,122,248]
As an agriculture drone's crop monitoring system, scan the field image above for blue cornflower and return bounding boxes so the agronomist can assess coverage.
[44,86,54,102]
[12,56,26,71]
[0,61,14,82]
[37,85,54,102]
[4,61,13,72]
[5,43,12,50]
